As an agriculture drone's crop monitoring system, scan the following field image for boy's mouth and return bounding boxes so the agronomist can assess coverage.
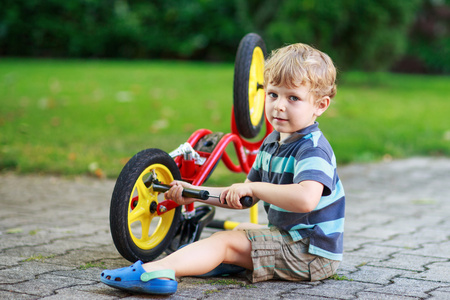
[273,116,288,122]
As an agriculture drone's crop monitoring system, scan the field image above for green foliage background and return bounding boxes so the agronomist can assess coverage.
[1,59,449,182]
[1,0,449,72]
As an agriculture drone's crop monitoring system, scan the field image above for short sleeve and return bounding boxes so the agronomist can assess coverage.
[293,148,334,196]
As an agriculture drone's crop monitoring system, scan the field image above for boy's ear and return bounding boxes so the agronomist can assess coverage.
[315,96,330,117]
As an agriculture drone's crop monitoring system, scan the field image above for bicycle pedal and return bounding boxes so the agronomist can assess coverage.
[194,132,225,153]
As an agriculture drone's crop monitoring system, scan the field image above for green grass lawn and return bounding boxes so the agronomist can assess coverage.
[1,59,449,185]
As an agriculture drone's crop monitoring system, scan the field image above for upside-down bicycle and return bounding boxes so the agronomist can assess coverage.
[109,33,272,263]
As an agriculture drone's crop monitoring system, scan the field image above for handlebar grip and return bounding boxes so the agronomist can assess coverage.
[240,196,253,208]
[182,188,209,200]
[223,196,253,208]
[151,182,209,200]
[151,182,171,193]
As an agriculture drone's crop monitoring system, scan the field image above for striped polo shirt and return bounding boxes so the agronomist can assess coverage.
[247,122,345,261]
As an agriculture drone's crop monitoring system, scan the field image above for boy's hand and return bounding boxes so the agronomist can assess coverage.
[221,183,253,209]
[164,180,196,206]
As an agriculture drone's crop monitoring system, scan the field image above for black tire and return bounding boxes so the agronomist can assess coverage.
[233,33,267,139]
[109,148,182,262]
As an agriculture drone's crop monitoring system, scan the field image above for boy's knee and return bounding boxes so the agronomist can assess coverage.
[209,230,249,247]
[209,230,252,265]
[210,230,228,239]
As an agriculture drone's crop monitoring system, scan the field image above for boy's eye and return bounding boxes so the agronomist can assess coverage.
[289,96,299,101]
[268,92,278,99]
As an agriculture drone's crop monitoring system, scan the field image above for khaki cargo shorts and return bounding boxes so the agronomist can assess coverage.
[244,227,340,283]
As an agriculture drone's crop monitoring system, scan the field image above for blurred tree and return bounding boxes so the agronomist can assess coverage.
[392,0,450,73]
[133,0,248,60]
[0,0,447,73]
[264,0,421,71]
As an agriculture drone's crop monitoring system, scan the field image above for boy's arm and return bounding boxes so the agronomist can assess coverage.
[222,180,323,212]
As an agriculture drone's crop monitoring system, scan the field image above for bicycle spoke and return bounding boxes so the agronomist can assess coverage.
[140,215,151,241]
[128,205,146,224]
[136,178,151,205]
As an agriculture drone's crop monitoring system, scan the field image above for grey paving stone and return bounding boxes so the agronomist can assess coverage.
[1,157,450,299]
[346,244,400,260]
[298,280,380,299]
[365,277,445,298]
[2,238,95,259]
[347,265,410,285]
[405,261,450,283]
[351,226,407,241]
[0,290,36,300]
[356,291,421,300]
[45,248,116,268]
[428,286,450,299]
[339,253,374,273]
[369,253,447,272]
[402,241,450,259]
[0,253,24,268]
[377,227,449,249]
[343,236,380,252]
[0,261,72,284]
[1,273,95,297]
[42,286,116,300]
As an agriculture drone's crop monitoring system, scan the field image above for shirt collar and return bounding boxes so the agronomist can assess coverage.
[264,122,320,145]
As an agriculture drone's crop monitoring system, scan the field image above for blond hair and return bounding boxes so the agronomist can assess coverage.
[264,43,337,100]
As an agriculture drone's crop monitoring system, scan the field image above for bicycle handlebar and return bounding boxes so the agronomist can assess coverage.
[151,182,252,208]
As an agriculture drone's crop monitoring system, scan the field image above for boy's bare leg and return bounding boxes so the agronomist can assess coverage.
[141,230,253,277]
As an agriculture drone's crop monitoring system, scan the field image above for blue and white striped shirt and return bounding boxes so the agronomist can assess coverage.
[248,122,345,261]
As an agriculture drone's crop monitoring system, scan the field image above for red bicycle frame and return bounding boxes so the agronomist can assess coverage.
[156,108,272,216]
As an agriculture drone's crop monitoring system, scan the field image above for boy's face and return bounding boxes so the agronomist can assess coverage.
[265,83,329,140]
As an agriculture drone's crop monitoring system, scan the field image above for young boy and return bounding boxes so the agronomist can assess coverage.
[101,43,345,295]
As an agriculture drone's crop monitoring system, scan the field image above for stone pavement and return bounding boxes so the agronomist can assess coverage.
[1,157,450,299]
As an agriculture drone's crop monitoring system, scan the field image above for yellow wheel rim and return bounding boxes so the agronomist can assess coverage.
[127,164,176,250]
[248,46,265,127]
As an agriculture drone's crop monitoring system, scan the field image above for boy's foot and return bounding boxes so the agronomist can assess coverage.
[100,261,177,295]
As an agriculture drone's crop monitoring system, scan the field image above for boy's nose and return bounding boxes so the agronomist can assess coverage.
[274,98,286,112]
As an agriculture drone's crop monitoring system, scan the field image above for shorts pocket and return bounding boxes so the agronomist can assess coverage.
[308,257,339,281]
[249,241,278,283]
